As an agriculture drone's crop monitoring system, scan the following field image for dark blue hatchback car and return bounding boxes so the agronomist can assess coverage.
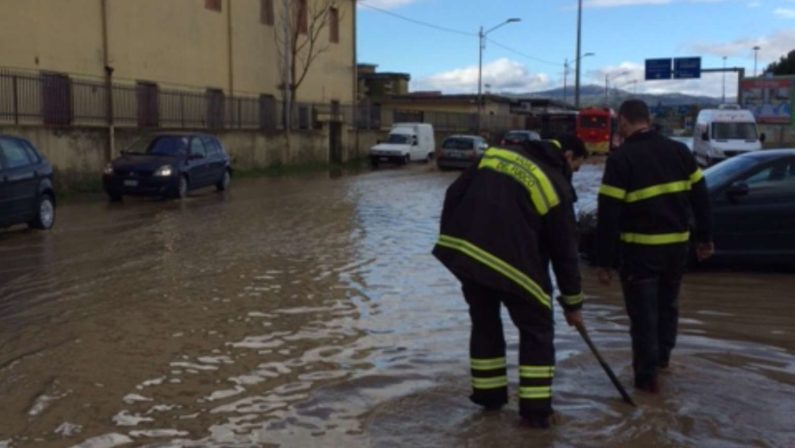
[0,135,56,230]
[103,133,231,201]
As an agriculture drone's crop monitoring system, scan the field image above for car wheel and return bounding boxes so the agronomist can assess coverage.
[403,154,411,165]
[29,194,55,230]
[370,158,379,169]
[216,170,231,192]
[177,175,189,199]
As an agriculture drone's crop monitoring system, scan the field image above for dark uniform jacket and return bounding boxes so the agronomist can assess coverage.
[596,130,712,268]
[432,142,583,313]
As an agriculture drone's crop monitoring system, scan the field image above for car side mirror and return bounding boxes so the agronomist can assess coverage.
[701,132,709,141]
[726,181,750,199]
[759,132,766,143]
[412,137,418,146]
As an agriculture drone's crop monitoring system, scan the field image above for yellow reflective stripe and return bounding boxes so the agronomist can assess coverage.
[519,366,555,379]
[479,157,551,215]
[485,148,560,210]
[690,169,704,184]
[598,184,627,201]
[470,357,506,371]
[547,139,561,150]
[437,235,552,309]
[519,386,552,399]
[620,232,690,245]
[625,180,691,203]
[560,293,584,306]
[472,376,508,389]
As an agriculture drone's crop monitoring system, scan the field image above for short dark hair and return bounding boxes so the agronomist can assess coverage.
[556,133,588,159]
[618,99,651,125]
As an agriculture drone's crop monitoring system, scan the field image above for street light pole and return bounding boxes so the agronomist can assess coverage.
[563,58,568,104]
[574,0,583,108]
[604,71,629,106]
[722,56,727,103]
[477,18,520,132]
[753,45,760,76]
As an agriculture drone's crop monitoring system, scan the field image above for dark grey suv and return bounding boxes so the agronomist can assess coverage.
[0,136,56,230]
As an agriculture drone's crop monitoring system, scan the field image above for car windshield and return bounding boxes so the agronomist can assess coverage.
[581,115,608,129]
[704,155,762,189]
[443,138,475,150]
[386,133,411,144]
[126,136,190,157]
[504,132,528,141]
[712,122,758,140]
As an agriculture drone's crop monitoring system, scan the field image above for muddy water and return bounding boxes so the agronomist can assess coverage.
[0,165,793,447]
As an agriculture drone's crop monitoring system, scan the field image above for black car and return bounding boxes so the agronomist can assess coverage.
[578,149,795,264]
[0,136,56,230]
[103,133,231,201]
[500,130,541,146]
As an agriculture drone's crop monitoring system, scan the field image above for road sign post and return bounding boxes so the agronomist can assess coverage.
[645,58,672,80]
[674,57,701,79]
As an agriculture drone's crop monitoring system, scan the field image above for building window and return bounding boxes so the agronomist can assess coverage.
[260,0,274,25]
[296,0,308,34]
[329,7,339,43]
[42,72,72,126]
[136,82,159,128]
[205,0,222,12]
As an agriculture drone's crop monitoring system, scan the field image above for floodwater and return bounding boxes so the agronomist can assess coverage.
[0,164,793,447]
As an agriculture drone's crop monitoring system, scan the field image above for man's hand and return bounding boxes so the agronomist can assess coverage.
[596,267,613,286]
[696,242,715,261]
[564,309,583,327]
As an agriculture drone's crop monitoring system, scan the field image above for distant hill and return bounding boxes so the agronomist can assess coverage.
[500,84,735,108]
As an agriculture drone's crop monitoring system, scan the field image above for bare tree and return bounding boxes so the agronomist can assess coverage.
[275,0,343,131]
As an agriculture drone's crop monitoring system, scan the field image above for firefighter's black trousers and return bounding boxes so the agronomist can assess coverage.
[462,280,555,419]
[620,244,688,386]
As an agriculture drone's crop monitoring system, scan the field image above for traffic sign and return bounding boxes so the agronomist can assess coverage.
[673,57,701,79]
[645,58,672,80]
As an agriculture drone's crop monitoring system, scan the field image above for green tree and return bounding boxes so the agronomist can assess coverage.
[764,49,795,75]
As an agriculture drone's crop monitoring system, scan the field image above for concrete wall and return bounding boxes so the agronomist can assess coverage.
[0,123,365,189]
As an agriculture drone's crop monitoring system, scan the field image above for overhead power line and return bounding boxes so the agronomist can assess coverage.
[358,1,474,37]
[359,1,565,69]
[487,39,563,67]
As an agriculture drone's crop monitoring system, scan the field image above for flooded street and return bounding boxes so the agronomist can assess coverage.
[1,164,793,447]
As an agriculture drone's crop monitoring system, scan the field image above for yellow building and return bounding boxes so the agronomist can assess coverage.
[0,0,356,126]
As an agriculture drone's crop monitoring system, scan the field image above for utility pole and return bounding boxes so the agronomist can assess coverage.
[574,0,583,108]
[477,26,484,131]
[753,45,760,77]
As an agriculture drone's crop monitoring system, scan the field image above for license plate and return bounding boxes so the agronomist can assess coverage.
[124,179,138,187]
[446,151,465,158]
[379,157,389,161]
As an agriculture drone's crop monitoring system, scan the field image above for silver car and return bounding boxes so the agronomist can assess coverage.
[436,135,488,170]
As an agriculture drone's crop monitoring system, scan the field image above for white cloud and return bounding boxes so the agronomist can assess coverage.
[773,7,795,17]
[413,58,550,93]
[583,0,725,7]
[688,28,795,61]
[357,0,418,10]
[584,62,737,98]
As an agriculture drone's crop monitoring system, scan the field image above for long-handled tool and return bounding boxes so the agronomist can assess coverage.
[575,322,636,407]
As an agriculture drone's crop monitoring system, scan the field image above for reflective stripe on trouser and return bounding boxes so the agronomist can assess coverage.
[462,280,554,417]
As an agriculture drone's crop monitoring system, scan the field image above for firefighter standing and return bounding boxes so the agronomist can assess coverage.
[433,135,587,428]
[596,99,714,393]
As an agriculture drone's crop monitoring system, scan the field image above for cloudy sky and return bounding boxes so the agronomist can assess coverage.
[357,0,795,97]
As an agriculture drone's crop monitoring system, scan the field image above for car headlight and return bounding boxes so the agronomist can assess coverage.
[154,165,173,177]
[103,163,114,175]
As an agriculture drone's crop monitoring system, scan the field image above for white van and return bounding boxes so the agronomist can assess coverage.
[369,123,435,167]
[692,106,765,167]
